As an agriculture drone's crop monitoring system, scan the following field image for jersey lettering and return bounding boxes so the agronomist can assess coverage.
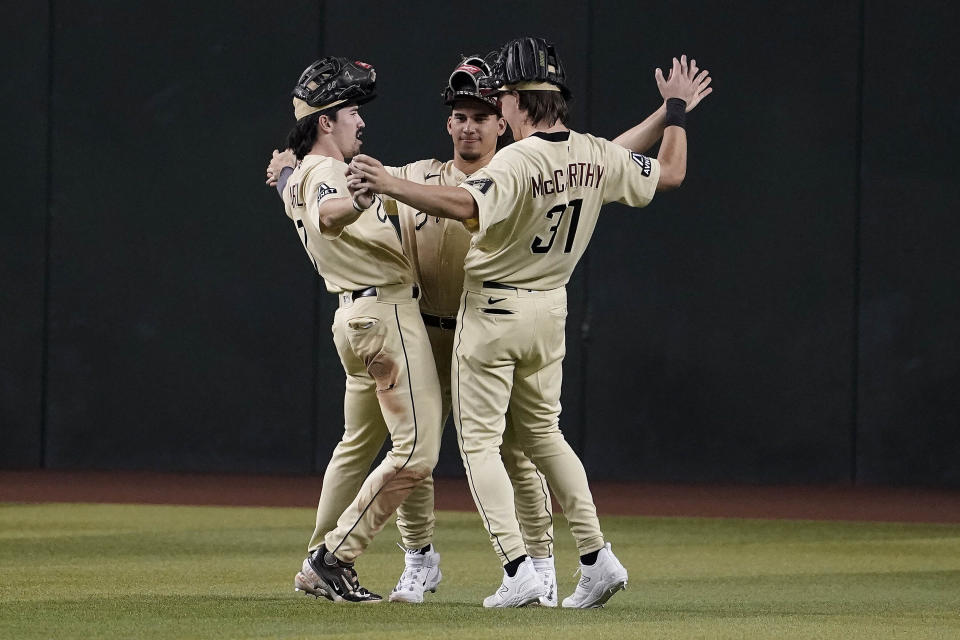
[415,211,428,230]
[374,196,388,223]
[295,219,319,273]
[531,164,604,198]
[289,182,305,208]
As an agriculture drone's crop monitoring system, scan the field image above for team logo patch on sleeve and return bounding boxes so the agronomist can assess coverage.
[464,178,493,194]
[631,152,652,177]
[316,182,338,202]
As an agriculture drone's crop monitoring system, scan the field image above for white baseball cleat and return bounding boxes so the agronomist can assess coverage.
[561,542,628,608]
[482,557,545,608]
[531,556,557,607]
[388,544,442,603]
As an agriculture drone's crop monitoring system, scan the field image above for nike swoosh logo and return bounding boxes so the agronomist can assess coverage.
[424,173,441,180]
[487,297,507,304]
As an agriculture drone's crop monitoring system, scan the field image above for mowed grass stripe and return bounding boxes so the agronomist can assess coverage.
[1,503,958,639]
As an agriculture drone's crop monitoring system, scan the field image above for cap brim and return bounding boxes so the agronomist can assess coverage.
[445,92,499,110]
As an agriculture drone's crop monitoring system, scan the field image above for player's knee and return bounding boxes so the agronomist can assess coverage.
[388,440,439,472]
[458,436,501,459]
[519,421,562,445]
[393,461,433,485]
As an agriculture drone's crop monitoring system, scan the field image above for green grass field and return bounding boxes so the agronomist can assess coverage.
[1,503,958,639]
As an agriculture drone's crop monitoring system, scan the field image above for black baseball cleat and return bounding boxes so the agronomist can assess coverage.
[294,546,383,603]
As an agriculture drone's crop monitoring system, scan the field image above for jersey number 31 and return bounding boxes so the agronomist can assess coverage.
[531,198,583,254]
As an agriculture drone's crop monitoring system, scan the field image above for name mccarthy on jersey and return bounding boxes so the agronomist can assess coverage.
[531,162,605,198]
[459,130,661,291]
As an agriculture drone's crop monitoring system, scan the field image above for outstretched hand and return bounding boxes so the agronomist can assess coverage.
[655,55,711,110]
[682,58,713,113]
[346,155,393,194]
[265,148,296,186]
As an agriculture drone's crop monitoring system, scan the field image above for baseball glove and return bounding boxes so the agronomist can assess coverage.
[483,37,572,99]
[292,57,377,109]
[443,54,499,109]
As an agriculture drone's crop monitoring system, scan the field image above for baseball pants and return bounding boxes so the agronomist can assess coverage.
[452,281,604,564]
[395,321,556,557]
[307,284,442,563]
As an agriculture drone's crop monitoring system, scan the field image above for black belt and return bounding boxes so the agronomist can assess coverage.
[482,281,516,290]
[422,313,456,330]
[351,285,420,301]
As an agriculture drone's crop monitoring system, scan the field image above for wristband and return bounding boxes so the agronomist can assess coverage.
[352,197,369,213]
[665,98,687,129]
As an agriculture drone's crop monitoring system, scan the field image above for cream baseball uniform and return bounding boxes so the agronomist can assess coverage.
[384,159,555,557]
[283,154,443,563]
[455,131,660,562]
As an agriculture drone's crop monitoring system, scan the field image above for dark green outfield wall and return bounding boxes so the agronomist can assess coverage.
[2,1,957,485]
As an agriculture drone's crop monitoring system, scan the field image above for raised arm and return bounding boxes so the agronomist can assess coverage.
[611,106,668,154]
[347,155,478,221]
[613,58,712,155]
[654,55,705,191]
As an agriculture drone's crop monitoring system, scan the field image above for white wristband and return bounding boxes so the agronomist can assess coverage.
[352,197,369,213]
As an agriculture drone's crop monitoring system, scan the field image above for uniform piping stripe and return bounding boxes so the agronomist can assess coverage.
[331,304,419,556]
[454,292,508,560]
[536,468,555,556]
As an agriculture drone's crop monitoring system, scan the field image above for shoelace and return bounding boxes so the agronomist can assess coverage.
[394,543,427,589]
[396,566,425,589]
[343,566,376,597]
[397,542,424,554]
[343,565,365,591]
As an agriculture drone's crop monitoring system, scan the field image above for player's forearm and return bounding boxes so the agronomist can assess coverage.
[612,104,667,153]
[275,166,294,198]
[316,197,364,231]
[383,178,477,221]
[656,126,686,191]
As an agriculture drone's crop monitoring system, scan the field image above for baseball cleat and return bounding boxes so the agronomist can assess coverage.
[561,542,628,609]
[294,556,332,600]
[531,555,558,607]
[294,546,383,603]
[482,557,545,608]
[389,543,442,603]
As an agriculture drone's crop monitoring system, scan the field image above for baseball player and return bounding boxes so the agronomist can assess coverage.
[347,38,710,608]
[268,56,560,606]
[381,56,559,605]
[274,56,443,604]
